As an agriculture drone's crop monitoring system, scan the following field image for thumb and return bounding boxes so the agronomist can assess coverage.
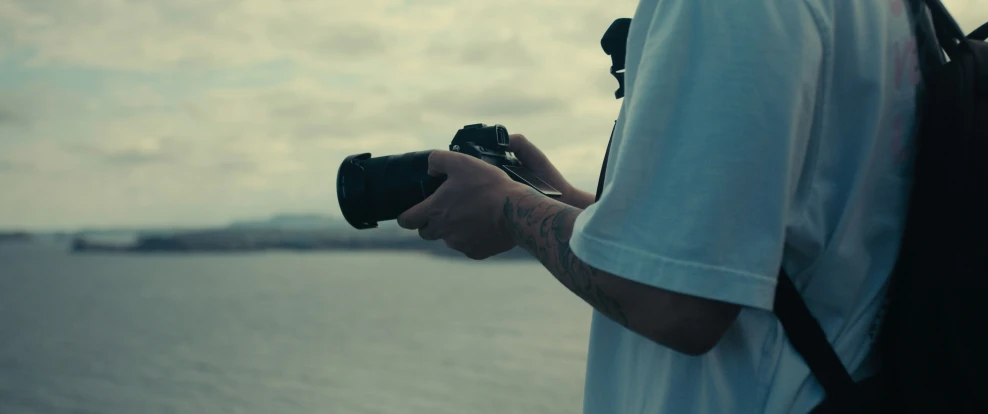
[507,134,550,168]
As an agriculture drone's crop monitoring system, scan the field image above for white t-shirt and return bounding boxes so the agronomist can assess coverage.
[570,0,922,412]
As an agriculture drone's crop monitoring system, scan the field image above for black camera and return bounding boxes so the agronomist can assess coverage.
[336,123,562,230]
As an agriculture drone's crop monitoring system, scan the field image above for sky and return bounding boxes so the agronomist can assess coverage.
[0,0,984,230]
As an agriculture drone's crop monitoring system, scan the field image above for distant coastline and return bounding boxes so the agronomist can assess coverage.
[62,215,534,260]
[69,229,534,260]
[0,232,32,244]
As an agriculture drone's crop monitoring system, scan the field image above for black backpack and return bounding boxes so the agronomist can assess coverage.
[782,1,988,412]
[776,0,988,412]
[597,0,988,412]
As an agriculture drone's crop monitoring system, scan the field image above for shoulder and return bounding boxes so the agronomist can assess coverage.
[630,0,827,45]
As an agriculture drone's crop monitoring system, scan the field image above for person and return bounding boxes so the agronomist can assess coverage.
[396,0,921,412]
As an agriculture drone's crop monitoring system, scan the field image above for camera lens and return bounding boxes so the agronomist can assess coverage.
[336,151,446,229]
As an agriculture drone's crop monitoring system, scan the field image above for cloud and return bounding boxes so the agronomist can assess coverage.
[427,34,538,67]
[0,159,33,172]
[0,0,631,71]
[0,90,40,128]
[0,0,979,229]
[275,23,392,59]
[0,106,23,126]
[63,141,180,167]
[419,85,571,119]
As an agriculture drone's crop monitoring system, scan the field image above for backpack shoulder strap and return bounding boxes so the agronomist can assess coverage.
[920,0,968,59]
[773,272,856,403]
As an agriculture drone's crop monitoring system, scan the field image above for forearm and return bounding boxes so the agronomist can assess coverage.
[499,186,740,355]
[501,186,632,327]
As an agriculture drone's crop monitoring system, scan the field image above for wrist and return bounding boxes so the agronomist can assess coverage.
[562,187,594,209]
[498,184,539,245]
[557,183,576,205]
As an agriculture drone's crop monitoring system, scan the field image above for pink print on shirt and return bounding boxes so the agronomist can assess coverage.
[890,0,905,17]
[888,0,921,166]
[894,38,921,90]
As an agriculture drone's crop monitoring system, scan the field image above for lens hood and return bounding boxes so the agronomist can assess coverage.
[336,153,378,229]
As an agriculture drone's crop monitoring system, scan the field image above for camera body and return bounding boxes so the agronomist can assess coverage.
[450,123,562,200]
[449,123,518,166]
[336,123,561,230]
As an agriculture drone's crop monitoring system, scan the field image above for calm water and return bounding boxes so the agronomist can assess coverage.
[0,244,591,414]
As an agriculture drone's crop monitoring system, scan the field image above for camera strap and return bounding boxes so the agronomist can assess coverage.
[596,18,628,202]
[594,123,615,202]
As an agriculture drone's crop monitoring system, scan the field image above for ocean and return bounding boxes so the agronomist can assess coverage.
[0,244,591,414]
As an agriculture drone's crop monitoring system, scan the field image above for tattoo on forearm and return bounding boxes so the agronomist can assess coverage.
[504,189,629,326]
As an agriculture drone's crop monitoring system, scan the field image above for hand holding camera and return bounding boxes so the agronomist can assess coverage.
[336,123,563,230]
[506,134,596,210]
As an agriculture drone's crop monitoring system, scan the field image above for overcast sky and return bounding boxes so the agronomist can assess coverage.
[1,0,984,230]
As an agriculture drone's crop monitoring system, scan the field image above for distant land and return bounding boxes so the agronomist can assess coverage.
[67,214,534,260]
[0,231,32,244]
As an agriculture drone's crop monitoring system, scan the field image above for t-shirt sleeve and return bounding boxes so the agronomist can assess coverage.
[569,1,825,311]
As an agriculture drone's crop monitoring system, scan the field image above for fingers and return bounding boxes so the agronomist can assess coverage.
[397,198,433,230]
[402,151,461,228]
[399,200,442,240]
[426,150,459,177]
[418,224,442,241]
[400,150,474,231]
[444,238,489,260]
